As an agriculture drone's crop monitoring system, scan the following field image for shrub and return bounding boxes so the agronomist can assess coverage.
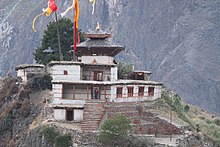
[206,119,212,124]
[199,116,205,120]
[162,91,172,105]
[99,114,132,146]
[41,126,59,143]
[20,99,31,117]
[55,134,72,147]
[184,105,190,113]
[27,74,52,91]
[214,119,220,126]
[174,96,181,110]
[214,140,220,147]
[0,116,12,132]
[0,77,18,102]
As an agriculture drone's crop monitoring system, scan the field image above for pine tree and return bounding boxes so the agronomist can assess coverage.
[34,18,85,65]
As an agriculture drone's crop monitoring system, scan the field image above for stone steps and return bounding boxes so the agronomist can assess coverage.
[81,102,105,131]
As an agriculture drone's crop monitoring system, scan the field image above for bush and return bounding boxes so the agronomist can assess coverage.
[173,96,181,110]
[206,119,212,124]
[41,126,59,143]
[184,105,190,113]
[0,116,12,132]
[99,114,132,146]
[162,91,172,105]
[55,134,72,147]
[20,99,31,117]
[0,77,18,102]
[214,119,220,126]
[214,140,220,147]
[41,127,72,146]
[27,74,52,91]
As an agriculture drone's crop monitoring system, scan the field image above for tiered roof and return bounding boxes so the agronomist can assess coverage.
[76,26,124,57]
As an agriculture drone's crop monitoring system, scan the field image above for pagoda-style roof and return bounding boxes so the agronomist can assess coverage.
[84,31,111,39]
[75,27,125,57]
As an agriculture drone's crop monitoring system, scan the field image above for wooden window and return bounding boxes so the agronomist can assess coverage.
[127,87,134,97]
[148,87,155,96]
[116,87,123,98]
[66,109,74,121]
[63,84,74,99]
[138,86,144,96]
[94,71,103,81]
[64,70,68,75]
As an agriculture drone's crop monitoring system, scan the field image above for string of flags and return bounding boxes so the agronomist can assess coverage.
[32,0,96,33]
[32,0,97,60]
[32,0,58,32]
[89,0,96,14]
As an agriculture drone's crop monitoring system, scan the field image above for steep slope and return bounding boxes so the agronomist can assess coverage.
[0,0,220,115]
[111,0,220,115]
[0,77,219,146]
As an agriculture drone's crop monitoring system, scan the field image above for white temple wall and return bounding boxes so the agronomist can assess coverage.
[111,67,118,81]
[74,109,84,122]
[81,56,114,64]
[50,65,80,81]
[54,109,66,120]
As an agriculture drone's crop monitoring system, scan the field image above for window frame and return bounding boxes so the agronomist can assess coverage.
[148,87,155,96]
[138,86,145,96]
[64,70,68,75]
[127,86,134,97]
[116,87,123,98]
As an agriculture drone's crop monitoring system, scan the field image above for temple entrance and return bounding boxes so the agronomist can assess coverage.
[94,71,103,81]
[66,109,74,121]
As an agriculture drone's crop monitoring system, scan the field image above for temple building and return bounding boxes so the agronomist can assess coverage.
[46,27,163,123]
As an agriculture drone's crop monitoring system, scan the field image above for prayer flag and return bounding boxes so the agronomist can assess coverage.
[74,0,79,29]
[32,0,58,32]
[89,0,96,14]
[45,0,58,16]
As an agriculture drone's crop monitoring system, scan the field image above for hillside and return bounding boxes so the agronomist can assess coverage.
[0,76,219,146]
[0,0,219,115]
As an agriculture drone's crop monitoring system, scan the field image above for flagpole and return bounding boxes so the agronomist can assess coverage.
[54,0,63,61]
[73,0,77,61]
[73,21,77,61]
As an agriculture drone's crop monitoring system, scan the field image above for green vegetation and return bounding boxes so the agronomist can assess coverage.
[0,116,12,132]
[184,105,190,113]
[117,62,133,79]
[0,77,18,101]
[34,18,85,65]
[214,119,220,126]
[41,126,59,143]
[163,90,220,145]
[162,91,193,127]
[26,74,52,91]
[41,126,72,147]
[99,114,149,146]
[162,91,190,114]
[99,114,132,146]
[55,134,72,147]
[202,124,220,145]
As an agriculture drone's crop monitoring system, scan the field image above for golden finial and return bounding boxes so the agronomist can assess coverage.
[96,22,100,31]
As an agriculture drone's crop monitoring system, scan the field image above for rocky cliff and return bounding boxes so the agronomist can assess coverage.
[0,0,220,115]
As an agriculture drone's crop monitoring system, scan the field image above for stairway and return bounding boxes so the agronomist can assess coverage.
[81,100,105,132]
